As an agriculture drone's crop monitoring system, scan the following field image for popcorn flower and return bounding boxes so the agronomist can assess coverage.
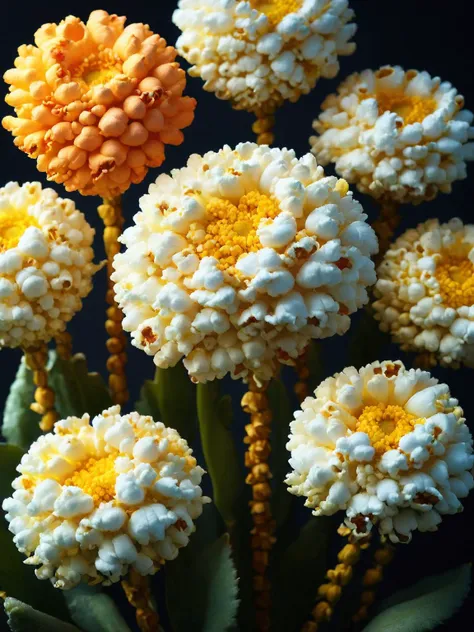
[112,143,378,383]
[311,66,474,204]
[286,360,474,543]
[2,406,209,589]
[173,0,356,113]
[3,10,196,198]
[0,181,97,349]
[373,218,474,368]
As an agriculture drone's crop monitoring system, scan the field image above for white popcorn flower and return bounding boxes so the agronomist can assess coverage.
[373,218,474,368]
[286,360,474,543]
[0,182,98,349]
[311,66,474,204]
[2,406,209,589]
[173,0,356,112]
[112,143,378,383]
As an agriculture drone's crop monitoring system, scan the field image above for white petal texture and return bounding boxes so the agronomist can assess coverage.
[373,218,474,368]
[173,0,356,111]
[0,181,98,349]
[2,406,209,589]
[286,360,474,543]
[112,143,378,383]
[311,66,474,203]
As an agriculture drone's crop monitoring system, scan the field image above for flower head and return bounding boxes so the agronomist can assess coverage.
[0,181,97,349]
[286,360,474,543]
[2,406,209,589]
[112,143,378,383]
[373,218,474,367]
[311,66,474,204]
[173,0,356,112]
[3,10,196,198]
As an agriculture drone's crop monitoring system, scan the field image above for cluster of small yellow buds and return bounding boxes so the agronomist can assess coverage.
[241,379,275,631]
[352,544,395,623]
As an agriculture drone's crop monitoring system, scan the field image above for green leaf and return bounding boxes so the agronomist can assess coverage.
[271,516,337,632]
[64,585,132,632]
[196,381,244,527]
[0,445,69,620]
[268,379,293,528]
[2,357,43,449]
[2,352,112,450]
[135,365,196,443]
[362,564,471,632]
[166,533,239,632]
[3,598,80,632]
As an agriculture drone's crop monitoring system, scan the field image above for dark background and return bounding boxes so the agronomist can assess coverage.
[1,1,473,630]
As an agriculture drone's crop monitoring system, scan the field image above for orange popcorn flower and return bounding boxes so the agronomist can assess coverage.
[3,10,196,197]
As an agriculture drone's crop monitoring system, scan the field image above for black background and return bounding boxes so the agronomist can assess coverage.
[1,1,473,630]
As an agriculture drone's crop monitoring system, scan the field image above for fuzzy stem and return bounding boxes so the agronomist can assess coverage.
[252,111,276,146]
[352,543,395,624]
[241,377,275,631]
[23,343,58,432]
[121,569,160,632]
[98,196,129,406]
[294,347,310,403]
[301,533,370,632]
[55,330,73,361]
[372,200,400,263]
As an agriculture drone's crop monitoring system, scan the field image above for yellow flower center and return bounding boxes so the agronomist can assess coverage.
[64,455,117,505]
[73,51,121,87]
[435,255,474,309]
[249,0,302,27]
[355,404,421,456]
[195,191,280,270]
[375,90,437,125]
[0,210,39,251]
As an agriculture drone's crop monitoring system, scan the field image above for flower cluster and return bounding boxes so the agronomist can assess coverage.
[173,0,356,112]
[286,360,474,543]
[373,218,474,367]
[112,143,378,383]
[311,66,474,203]
[3,10,196,198]
[2,406,208,589]
[0,181,97,349]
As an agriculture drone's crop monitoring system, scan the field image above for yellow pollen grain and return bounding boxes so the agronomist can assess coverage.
[0,210,39,251]
[64,455,117,505]
[355,404,421,456]
[374,90,437,125]
[435,255,474,309]
[198,191,280,270]
[249,0,301,27]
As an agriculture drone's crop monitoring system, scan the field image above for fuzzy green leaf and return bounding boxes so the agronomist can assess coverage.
[362,564,471,632]
[3,598,80,632]
[166,533,239,632]
[272,517,337,632]
[196,381,244,527]
[64,585,132,632]
[0,445,69,620]
[135,365,196,443]
[2,358,42,449]
[2,352,111,449]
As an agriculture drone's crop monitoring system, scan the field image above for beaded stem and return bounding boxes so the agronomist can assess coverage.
[241,377,275,631]
[352,543,395,624]
[98,197,129,405]
[55,330,73,361]
[23,344,58,432]
[121,569,160,632]
[301,532,370,632]
[294,347,310,403]
[252,111,276,146]
[372,200,400,263]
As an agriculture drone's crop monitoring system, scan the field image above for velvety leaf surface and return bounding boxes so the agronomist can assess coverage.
[362,564,471,632]
[64,584,132,632]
